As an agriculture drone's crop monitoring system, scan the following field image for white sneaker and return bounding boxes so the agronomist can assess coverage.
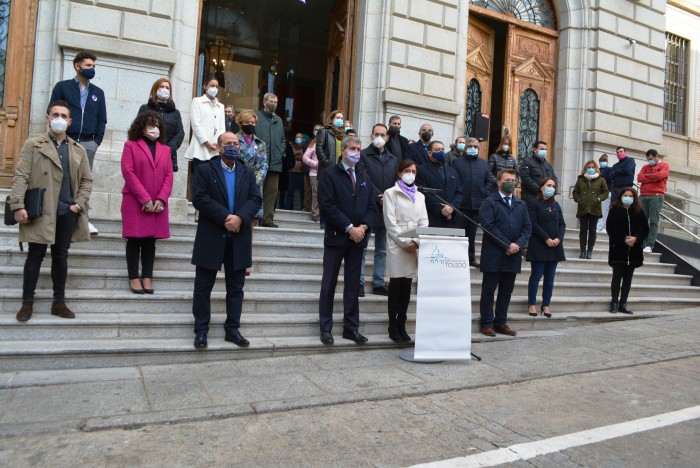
[88,222,99,235]
[643,246,652,253]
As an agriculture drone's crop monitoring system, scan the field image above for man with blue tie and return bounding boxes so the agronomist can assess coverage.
[190,132,262,349]
[317,136,377,345]
[478,169,532,337]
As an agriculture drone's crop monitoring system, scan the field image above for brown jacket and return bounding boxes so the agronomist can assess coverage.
[9,133,93,244]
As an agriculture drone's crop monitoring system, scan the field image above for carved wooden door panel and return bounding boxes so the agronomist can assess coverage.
[503,24,557,165]
[0,0,38,188]
[324,0,357,121]
[466,15,494,160]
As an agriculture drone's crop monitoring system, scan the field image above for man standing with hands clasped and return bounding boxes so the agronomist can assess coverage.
[478,169,532,337]
[318,136,377,345]
[190,132,262,349]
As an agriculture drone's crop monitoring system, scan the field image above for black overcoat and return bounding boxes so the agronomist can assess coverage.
[519,156,558,200]
[138,100,185,168]
[479,192,532,273]
[525,198,566,263]
[415,161,463,228]
[606,205,649,268]
[451,154,495,211]
[358,145,399,228]
[406,141,429,166]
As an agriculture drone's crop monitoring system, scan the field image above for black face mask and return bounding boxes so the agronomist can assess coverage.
[242,124,256,135]
[420,132,432,143]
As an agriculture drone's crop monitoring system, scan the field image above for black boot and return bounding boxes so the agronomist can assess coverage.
[609,300,618,313]
[618,303,633,314]
[585,249,593,259]
[397,314,411,343]
[397,278,412,342]
[387,281,402,342]
[579,250,586,259]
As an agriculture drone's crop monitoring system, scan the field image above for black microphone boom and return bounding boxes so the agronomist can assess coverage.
[416,186,442,194]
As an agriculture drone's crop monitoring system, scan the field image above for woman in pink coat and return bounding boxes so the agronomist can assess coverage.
[121,111,173,294]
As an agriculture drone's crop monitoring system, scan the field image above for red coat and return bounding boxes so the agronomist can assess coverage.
[637,161,669,196]
[120,139,173,238]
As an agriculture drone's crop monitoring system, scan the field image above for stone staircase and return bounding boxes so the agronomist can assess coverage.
[1,208,699,371]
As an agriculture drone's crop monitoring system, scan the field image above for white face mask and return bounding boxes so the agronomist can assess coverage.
[49,117,69,134]
[206,87,218,98]
[156,88,170,100]
[372,136,386,149]
[401,173,416,185]
[145,126,160,141]
[502,145,509,152]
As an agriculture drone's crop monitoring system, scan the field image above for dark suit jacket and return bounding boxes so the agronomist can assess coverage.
[357,145,398,228]
[318,162,377,248]
[451,155,495,211]
[191,157,262,271]
[610,156,636,190]
[386,132,409,160]
[415,161,463,228]
[50,79,107,145]
[406,141,429,166]
[479,192,532,273]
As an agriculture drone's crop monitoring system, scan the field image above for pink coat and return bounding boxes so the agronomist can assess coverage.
[121,139,173,239]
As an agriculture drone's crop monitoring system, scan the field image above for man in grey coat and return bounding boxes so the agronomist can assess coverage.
[256,93,286,227]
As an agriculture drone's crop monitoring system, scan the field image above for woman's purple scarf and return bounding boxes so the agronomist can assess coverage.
[397,179,416,202]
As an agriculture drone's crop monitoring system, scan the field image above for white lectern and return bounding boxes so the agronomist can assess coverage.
[397,227,472,363]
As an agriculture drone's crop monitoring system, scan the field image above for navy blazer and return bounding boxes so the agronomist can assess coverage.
[525,198,566,263]
[406,141,429,166]
[451,155,495,211]
[479,192,532,273]
[610,156,636,190]
[50,79,108,145]
[318,162,377,248]
[191,157,262,271]
[415,161,463,228]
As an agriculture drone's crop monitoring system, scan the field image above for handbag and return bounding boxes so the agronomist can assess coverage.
[3,188,45,226]
[4,196,16,226]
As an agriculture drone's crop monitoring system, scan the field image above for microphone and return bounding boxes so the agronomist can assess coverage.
[417,186,442,194]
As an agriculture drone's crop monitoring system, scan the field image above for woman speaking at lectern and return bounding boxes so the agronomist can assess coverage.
[383,159,429,343]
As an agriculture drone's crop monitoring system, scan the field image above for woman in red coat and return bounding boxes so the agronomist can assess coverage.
[121,111,173,294]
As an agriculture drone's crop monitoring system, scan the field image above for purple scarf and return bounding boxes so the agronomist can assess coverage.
[397,180,416,202]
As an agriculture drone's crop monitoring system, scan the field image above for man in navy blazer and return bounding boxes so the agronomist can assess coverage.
[415,141,463,228]
[610,146,636,201]
[190,132,262,349]
[478,169,532,337]
[405,123,434,166]
[317,136,377,345]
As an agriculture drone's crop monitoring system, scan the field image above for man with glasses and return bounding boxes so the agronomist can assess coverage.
[451,137,496,267]
[610,146,636,202]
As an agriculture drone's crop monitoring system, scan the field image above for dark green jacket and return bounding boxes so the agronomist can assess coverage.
[572,174,609,218]
[255,110,286,172]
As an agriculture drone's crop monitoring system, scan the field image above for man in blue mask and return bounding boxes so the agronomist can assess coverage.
[190,132,262,350]
[519,140,558,201]
[415,140,463,228]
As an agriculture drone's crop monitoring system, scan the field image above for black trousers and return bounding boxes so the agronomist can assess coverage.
[611,264,636,304]
[22,211,78,302]
[192,237,246,335]
[318,243,363,333]
[479,271,517,328]
[125,237,156,279]
[461,209,479,262]
[388,277,413,323]
[579,214,598,251]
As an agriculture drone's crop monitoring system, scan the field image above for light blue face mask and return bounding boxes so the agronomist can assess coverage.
[586,168,596,175]
[466,147,479,157]
[333,118,344,128]
[621,196,634,207]
[543,187,556,198]
[537,149,547,159]
[456,143,466,152]
[294,137,302,145]
[600,162,608,168]
[648,159,657,166]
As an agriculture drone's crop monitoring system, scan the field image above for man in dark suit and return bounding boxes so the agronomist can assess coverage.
[318,136,377,345]
[405,123,433,166]
[386,115,409,160]
[415,140,463,228]
[224,105,240,133]
[190,132,262,349]
[478,169,532,337]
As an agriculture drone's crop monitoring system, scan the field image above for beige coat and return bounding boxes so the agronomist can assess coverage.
[383,184,429,278]
[9,134,93,244]
[184,95,226,162]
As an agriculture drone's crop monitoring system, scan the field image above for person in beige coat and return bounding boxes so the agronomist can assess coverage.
[9,100,93,322]
[383,159,429,342]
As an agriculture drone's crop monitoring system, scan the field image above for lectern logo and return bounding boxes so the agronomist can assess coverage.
[427,246,467,270]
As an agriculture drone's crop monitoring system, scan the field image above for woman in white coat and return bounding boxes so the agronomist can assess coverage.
[383,159,429,343]
[184,76,226,180]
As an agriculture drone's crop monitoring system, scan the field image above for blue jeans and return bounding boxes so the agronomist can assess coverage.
[360,226,387,287]
[528,261,558,306]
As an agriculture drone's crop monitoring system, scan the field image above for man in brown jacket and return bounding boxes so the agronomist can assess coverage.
[9,100,93,322]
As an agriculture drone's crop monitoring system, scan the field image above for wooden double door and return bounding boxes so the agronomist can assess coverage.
[466,10,558,164]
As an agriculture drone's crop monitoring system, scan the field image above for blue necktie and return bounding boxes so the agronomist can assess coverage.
[505,196,511,207]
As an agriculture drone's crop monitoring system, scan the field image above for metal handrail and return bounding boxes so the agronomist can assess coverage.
[666,192,700,209]
[660,212,700,243]
[662,201,700,227]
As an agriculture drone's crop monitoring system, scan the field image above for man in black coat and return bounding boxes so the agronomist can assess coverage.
[610,146,636,201]
[478,169,532,337]
[451,137,496,267]
[357,124,398,296]
[190,132,262,349]
[405,123,434,166]
[415,141,463,228]
[224,104,240,134]
[318,136,377,345]
[386,115,409,160]
[519,140,558,201]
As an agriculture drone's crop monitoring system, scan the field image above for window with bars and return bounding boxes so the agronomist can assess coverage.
[663,33,689,135]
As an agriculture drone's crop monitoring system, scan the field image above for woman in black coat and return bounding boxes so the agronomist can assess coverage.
[138,78,185,172]
[606,187,649,314]
[314,109,347,176]
[525,177,566,317]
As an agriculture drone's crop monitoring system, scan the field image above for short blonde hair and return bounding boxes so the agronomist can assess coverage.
[235,109,257,126]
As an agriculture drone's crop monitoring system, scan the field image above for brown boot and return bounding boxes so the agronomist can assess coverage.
[16,302,33,322]
[51,301,75,319]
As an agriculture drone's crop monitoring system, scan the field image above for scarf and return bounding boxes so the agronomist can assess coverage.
[396,180,416,202]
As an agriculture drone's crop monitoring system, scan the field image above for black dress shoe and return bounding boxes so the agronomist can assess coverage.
[225,330,250,347]
[372,284,389,296]
[342,330,368,344]
[618,303,633,314]
[260,221,279,228]
[470,260,480,268]
[320,331,334,344]
[609,300,619,313]
[194,332,208,349]
[358,287,365,297]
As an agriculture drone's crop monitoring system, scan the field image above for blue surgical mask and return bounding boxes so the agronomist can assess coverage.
[600,161,608,168]
[456,143,466,152]
[294,137,302,145]
[346,151,361,164]
[647,159,657,166]
[537,149,547,159]
[543,187,556,198]
[466,148,479,157]
[313,130,318,136]
[586,168,596,175]
[333,118,344,128]
[432,151,446,162]
[621,196,634,207]
[222,145,240,160]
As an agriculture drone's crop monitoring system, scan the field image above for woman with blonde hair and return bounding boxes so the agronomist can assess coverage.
[315,110,347,172]
[137,78,185,172]
[572,159,609,258]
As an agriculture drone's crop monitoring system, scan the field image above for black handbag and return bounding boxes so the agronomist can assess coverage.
[4,188,45,226]
[4,195,16,226]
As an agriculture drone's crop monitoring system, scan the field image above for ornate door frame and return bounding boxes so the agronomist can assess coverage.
[324,0,358,122]
[466,15,494,160]
[0,0,39,188]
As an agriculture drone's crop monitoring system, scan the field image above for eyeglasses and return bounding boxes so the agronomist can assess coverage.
[467,145,479,149]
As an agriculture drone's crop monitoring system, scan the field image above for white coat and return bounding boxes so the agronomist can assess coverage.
[184,95,226,162]
[383,184,429,278]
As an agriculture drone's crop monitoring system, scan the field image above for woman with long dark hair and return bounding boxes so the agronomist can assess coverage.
[606,187,649,314]
[314,110,347,173]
